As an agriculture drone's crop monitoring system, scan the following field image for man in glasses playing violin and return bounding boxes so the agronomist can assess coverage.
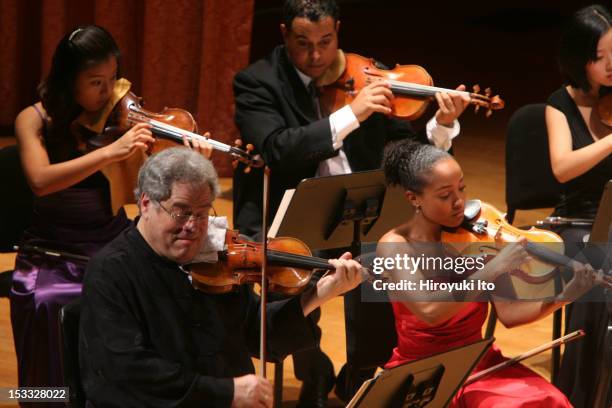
[232,0,470,405]
[79,147,363,408]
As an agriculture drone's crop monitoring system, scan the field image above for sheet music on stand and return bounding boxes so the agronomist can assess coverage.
[346,338,493,408]
[267,170,410,251]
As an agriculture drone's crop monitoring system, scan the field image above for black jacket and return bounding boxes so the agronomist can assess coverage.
[233,45,425,236]
[79,224,318,407]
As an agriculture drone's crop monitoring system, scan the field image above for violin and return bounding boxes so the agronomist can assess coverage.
[317,52,505,120]
[73,89,263,170]
[597,90,612,127]
[189,229,378,295]
[442,200,581,284]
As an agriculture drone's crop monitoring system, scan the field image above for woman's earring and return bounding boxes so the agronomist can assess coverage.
[415,205,421,214]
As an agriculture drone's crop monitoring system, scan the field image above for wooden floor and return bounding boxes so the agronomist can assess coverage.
[0,130,560,407]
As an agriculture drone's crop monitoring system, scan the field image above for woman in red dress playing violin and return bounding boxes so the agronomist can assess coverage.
[378,139,608,407]
[10,24,211,399]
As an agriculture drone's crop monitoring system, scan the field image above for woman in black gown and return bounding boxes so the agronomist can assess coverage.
[545,5,612,407]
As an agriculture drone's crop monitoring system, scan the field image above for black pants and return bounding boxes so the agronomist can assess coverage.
[268,289,334,383]
[335,283,397,402]
[242,231,335,384]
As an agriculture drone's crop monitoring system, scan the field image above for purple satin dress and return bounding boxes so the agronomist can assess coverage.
[10,185,129,407]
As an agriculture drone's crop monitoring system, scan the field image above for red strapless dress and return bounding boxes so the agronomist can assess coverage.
[385,302,572,407]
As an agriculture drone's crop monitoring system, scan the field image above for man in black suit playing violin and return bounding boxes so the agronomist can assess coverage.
[79,147,363,408]
[232,1,470,405]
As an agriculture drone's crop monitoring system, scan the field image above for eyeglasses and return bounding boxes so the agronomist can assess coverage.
[157,201,216,225]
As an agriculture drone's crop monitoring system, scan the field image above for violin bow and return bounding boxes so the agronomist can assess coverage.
[260,166,271,378]
[14,244,90,264]
[464,329,585,385]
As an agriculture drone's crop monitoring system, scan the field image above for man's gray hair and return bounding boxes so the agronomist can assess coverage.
[135,147,220,203]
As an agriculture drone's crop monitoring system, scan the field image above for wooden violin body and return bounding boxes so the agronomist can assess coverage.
[190,230,332,295]
[75,92,197,155]
[442,201,566,284]
[318,52,505,120]
[597,91,612,127]
[190,229,380,295]
[73,90,263,169]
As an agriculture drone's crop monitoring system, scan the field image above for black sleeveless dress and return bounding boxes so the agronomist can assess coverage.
[547,87,612,219]
[547,87,612,408]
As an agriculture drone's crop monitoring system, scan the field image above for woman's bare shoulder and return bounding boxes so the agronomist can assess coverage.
[15,102,46,126]
[379,223,411,244]
[15,102,48,144]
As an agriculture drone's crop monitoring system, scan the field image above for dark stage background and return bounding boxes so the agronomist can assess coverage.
[250,0,596,142]
[0,0,598,175]
[0,0,254,175]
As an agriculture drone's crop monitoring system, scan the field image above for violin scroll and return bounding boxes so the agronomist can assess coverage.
[232,139,264,173]
[470,85,505,117]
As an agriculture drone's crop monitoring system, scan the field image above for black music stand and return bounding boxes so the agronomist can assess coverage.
[346,338,493,408]
[591,180,612,407]
[268,169,410,252]
[268,169,413,399]
[589,180,612,244]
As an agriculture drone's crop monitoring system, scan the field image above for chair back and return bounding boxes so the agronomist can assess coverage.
[59,299,86,408]
[504,104,565,381]
[0,145,33,251]
[505,103,561,223]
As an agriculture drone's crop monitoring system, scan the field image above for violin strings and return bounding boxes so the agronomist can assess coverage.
[268,251,331,268]
[467,224,570,270]
[227,246,380,275]
[150,120,232,153]
[227,244,332,269]
[266,250,333,270]
[387,80,472,99]
[128,110,232,152]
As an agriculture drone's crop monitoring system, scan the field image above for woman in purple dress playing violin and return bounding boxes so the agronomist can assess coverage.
[9,25,209,404]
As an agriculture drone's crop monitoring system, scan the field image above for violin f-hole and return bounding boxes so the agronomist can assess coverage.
[344,77,355,93]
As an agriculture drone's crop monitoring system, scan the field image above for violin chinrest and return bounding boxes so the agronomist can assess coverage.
[464,199,482,221]
[316,49,346,87]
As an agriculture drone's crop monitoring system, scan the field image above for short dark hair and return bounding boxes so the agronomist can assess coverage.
[558,4,612,92]
[38,25,120,154]
[383,140,452,193]
[282,0,340,29]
